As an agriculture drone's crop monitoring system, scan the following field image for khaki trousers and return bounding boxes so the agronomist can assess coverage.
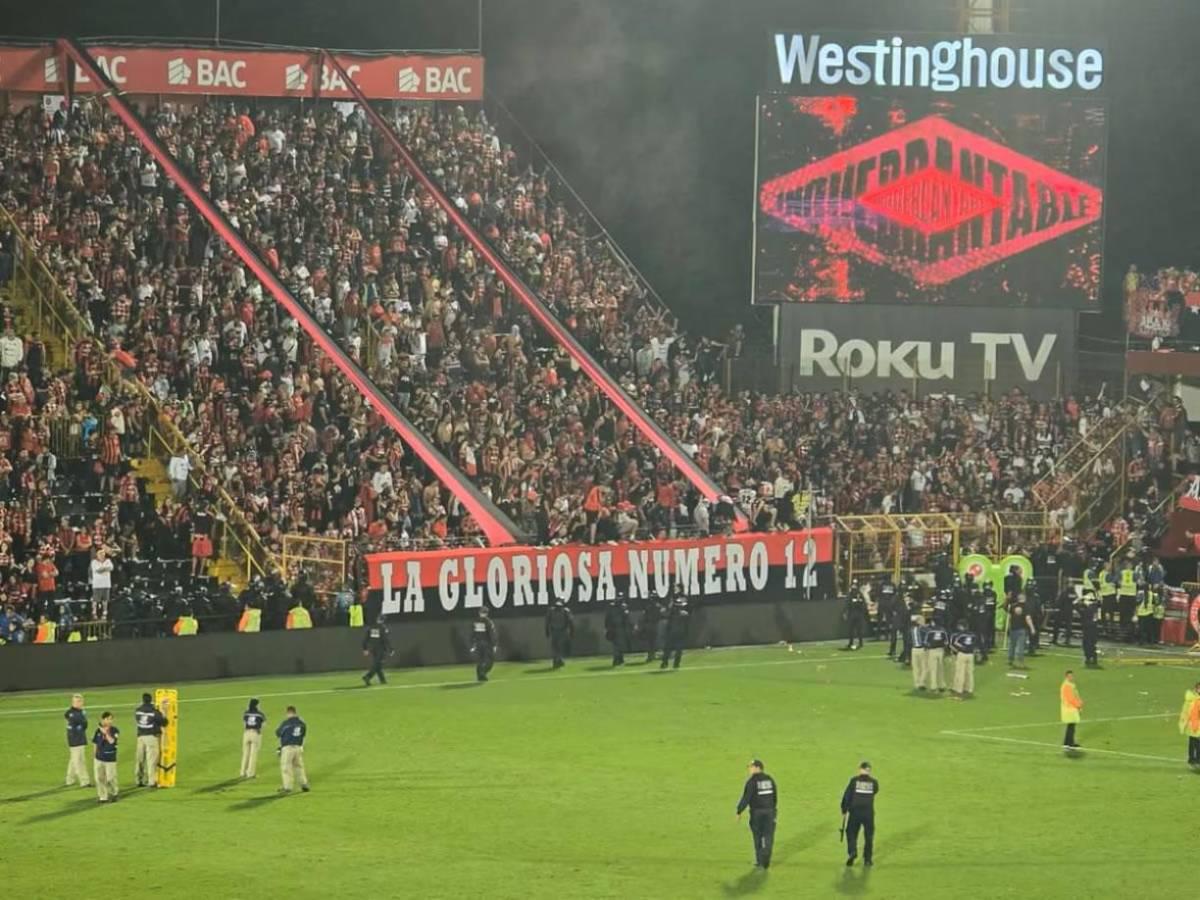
[241,731,262,777]
[925,648,946,690]
[953,652,976,694]
[280,745,308,791]
[911,647,927,688]
[136,735,160,786]
[94,760,118,800]
[66,745,91,786]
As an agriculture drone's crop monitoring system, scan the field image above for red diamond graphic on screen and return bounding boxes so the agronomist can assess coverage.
[858,167,1002,236]
[759,115,1102,286]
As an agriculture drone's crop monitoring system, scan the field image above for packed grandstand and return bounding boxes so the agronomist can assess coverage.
[0,46,1188,642]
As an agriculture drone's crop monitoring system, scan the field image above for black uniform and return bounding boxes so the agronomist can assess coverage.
[1079,597,1100,667]
[889,596,908,660]
[133,701,166,787]
[736,769,778,869]
[1052,587,1075,646]
[1025,585,1043,654]
[980,586,998,654]
[604,599,633,666]
[840,771,880,866]
[661,597,690,669]
[844,589,867,650]
[641,597,668,661]
[362,620,392,685]
[876,580,897,644]
[545,602,574,668]
[471,611,498,682]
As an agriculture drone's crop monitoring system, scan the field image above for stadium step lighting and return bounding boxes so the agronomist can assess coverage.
[320,50,749,532]
[58,37,525,548]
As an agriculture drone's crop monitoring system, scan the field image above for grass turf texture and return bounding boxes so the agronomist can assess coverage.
[1,640,1195,899]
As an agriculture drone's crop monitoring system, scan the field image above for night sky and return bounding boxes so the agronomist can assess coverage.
[1,0,1197,341]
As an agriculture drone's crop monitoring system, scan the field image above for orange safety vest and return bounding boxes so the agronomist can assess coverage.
[286,607,313,630]
[237,608,262,633]
[173,616,198,636]
[34,621,56,643]
[1060,680,1083,724]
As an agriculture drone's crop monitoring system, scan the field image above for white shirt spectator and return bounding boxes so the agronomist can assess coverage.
[167,453,192,484]
[90,557,114,589]
[0,332,23,369]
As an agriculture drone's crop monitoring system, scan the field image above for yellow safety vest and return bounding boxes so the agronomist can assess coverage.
[67,631,82,643]
[1180,690,1200,738]
[1100,572,1117,597]
[174,616,199,636]
[1118,569,1137,598]
[286,607,313,630]
[1136,593,1153,617]
[238,608,262,633]
[1060,680,1083,724]
[35,621,57,644]
[1081,570,1096,594]
[349,603,364,628]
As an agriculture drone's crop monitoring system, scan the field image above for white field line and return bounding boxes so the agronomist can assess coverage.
[945,712,1174,733]
[940,729,1182,765]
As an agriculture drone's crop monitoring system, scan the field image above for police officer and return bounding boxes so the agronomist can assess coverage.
[1052,584,1075,647]
[133,692,167,788]
[925,617,949,692]
[949,620,978,698]
[1135,585,1155,645]
[843,583,867,651]
[1079,590,1101,668]
[471,608,498,682]
[840,762,880,867]
[888,589,907,660]
[931,588,950,629]
[735,759,778,869]
[545,600,574,669]
[877,577,897,646]
[604,594,633,667]
[361,615,393,686]
[641,594,668,662]
[661,594,691,670]
[275,705,310,793]
[64,693,91,788]
[980,583,998,657]
[240,698,266,778]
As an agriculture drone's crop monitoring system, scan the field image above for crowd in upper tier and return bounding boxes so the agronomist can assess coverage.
[0,96,1184,628]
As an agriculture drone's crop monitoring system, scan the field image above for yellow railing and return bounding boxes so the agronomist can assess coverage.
[0,204,279,583]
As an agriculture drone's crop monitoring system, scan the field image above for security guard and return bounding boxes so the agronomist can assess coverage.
[361,616,392,686]
[1079,590,1101,668]
[843,583,867,651]
[275,705,310,793]
[64,693,91,788]
[877,577,897,648]
[641,594,668,662]
[949,621,978,698]
[661,594,691,670]
[923,618,948,692]
[931,588,950,629]
[92,711,120,803]
[133,692,167,788]
[735,759,778,869]
[909,615,928,689]
[1178,681,1200,767]
[1060,670,1084,750]
[1024,582,1043,655]
[286,601,313,630]
[1135,586,1155,645]
[604,595,633,666]
[1051,585,1075,646]
[471,608,498,682]
[840,762,880,867]
[545,600,574,669]
[1117,559,1138,643]
[240,698,266,778]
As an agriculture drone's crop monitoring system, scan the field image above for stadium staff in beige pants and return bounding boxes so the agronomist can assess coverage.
[275,705,310,793]
[134,693,167,787]
[64,694,92,787]
[910,617,928,690]
[240,698,266,778]
[949,622,978,698]
[92,712,120,802]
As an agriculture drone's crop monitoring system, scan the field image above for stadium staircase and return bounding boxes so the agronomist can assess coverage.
[321,52,748,530]
[59,39,525,548]
[1,209,268,593]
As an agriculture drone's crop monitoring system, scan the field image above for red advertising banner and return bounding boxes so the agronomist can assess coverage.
[0,44,483,100]
[367,529,834,615]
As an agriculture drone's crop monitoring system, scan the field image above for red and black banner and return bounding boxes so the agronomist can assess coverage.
[366,530,834,618]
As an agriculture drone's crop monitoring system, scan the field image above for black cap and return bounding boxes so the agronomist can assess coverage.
[142,692,152,704]
[750,758,764,769]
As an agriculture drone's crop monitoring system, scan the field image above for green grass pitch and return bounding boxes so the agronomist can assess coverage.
[1,640,1195,899]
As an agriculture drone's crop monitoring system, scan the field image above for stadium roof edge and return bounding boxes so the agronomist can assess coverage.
[0,36,481,55]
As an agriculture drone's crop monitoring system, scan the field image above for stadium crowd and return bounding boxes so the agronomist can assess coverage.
[0,97,1188,637]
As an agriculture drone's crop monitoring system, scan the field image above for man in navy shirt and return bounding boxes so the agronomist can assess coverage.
[949,621,979,698]
[92,712,120,803]
[275,705,310,793]
[134,693,168,788]
[240,698,266,779]
[64,693,91,788]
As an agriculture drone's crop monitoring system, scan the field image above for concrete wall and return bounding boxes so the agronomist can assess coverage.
[0,599,842,692]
